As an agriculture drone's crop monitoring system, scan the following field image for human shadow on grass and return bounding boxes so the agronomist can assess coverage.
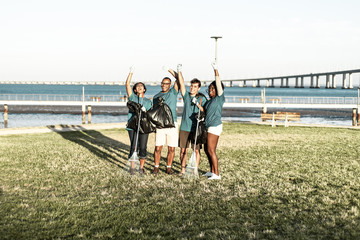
[47,124,200,175]
[47,125,130,169]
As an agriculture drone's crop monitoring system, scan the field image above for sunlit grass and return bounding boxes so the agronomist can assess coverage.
[1,123,360,239]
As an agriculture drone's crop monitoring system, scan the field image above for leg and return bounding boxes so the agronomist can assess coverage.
[153,128,165,174]
[178,130,190,174]
[166,146,175,174]
[154,145,163,167]
[165,126,178,174]
[204,143,213,172]
[127,130,136,158]
[138,133,149,170]
[195,148,201,168]
[206,133,220,175]
[179,147,188,174]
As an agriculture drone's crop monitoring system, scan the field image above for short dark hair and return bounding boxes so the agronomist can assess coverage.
[133,82,147,94]
[208,80,224,96]
[162,77,171,83]
[190,78,201,88]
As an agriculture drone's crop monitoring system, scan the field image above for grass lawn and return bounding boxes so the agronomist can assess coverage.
[1,123,360,239]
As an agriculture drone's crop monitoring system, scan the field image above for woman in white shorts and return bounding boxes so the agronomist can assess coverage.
[198,62,225,180]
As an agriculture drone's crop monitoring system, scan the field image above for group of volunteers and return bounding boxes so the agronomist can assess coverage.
[125,62,225,180]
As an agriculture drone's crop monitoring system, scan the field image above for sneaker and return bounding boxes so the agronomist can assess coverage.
[166,168,174,175]
[152,167,159,175]
[139,168,146,175]
[202,172,213,177]
[178,167,186,176]
[130,168,136,175]
[208,174,221,180]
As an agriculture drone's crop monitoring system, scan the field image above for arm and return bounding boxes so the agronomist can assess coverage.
[211,62,223,96]
[164,66,180,93]
[125,66,135,97]
[177,64,186,96]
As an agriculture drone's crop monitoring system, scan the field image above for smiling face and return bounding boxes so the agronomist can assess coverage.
[161,78,171,92]
[190,82,200,96]
[135,83,145,96]
[208,84,216,98]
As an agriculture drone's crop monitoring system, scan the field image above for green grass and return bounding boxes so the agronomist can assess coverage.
[1,123,360,239]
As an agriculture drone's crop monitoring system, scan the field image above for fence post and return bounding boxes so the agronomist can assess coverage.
[82,104,85,124]
[352,108,357,126]
[4,104,8,128]
[88,105,92,124]
[271,113,275,127]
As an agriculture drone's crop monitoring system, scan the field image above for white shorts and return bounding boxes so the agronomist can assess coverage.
[155,124,178,147]
[207,124,223,136]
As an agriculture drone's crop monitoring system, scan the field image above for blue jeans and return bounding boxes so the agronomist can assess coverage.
[128,130,149,159]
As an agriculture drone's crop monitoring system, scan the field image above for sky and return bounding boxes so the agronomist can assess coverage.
[1,0,360,83]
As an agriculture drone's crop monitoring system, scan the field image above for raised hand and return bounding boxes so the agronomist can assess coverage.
[129,65,135,73]
[177,64,182,72]
[211,61,218,70]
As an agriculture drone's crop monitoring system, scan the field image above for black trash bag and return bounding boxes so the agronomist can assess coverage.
[190,111,207,145]
[147,97,175,129]
[126,101,156,134]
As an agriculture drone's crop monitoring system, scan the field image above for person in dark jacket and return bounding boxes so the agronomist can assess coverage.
[125,66,152,174]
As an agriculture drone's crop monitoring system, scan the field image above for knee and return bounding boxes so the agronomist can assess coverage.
[207,147,216,156]
[180,148,187,155]
[168,147,175,154]
[155,146,162,154]
[139,148,147,158]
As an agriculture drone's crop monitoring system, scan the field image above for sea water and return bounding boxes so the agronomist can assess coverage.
[0,84,359,128]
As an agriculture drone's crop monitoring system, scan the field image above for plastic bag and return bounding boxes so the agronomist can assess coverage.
[147,97,175,129]
[126,101,156,134]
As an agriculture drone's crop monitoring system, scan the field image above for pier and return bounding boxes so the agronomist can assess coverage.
[1,93,360,127]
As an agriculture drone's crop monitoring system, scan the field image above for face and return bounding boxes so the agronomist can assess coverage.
[189,83,200,96]
[161,79,171,92]
[208,85,216,98]
[135,83,145,96]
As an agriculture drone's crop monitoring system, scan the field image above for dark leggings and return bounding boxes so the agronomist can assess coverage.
[128,130,149,159]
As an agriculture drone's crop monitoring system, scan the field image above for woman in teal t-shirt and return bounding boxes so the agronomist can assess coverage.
[199,62,225,180]
[125,66,152,174]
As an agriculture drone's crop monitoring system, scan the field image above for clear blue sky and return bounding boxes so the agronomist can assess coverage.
[1,0,359,83]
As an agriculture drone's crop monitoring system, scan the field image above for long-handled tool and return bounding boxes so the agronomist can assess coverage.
[184,98,202,179]
[125,94,144,175]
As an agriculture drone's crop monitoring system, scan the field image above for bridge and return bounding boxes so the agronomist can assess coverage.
[1,69,360,89]
[223,69,360,89]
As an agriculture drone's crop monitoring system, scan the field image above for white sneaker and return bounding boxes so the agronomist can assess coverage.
[208,174,221,180]
[202,172,213,177]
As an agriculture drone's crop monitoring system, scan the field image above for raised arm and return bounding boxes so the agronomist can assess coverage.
[125,66,135,97]
[177,64,186,96]
[211,62,223,96]
[163,66,180,92]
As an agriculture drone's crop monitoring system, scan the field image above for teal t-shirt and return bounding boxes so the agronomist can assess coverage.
[127,93,153,131]
[153,87,179,123]
[204,93,225,128]
[180,91,207,132]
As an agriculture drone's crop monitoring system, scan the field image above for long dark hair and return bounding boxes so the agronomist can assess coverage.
[208,80,224,97]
